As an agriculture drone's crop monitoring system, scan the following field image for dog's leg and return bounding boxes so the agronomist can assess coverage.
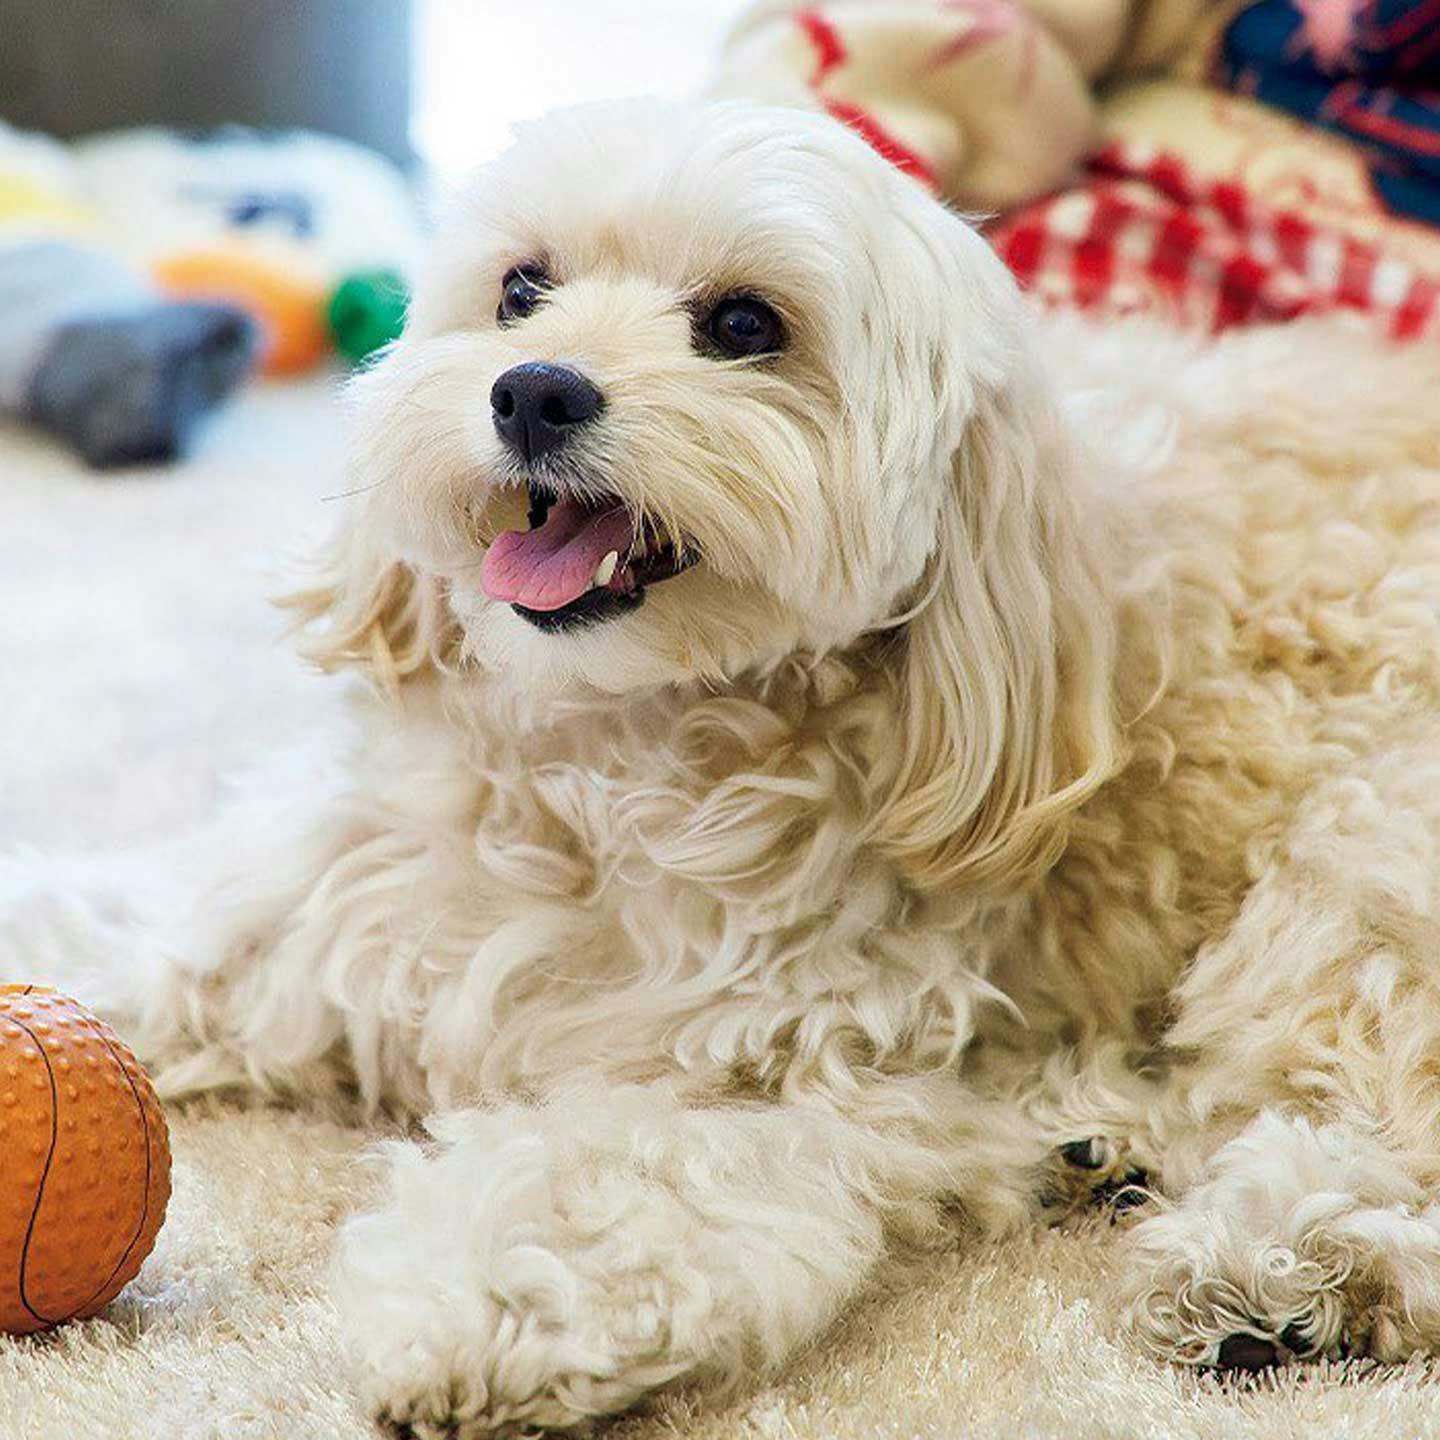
[1127,1110,1440,1368]
[1119,742,1440,1369]
[335,1073,1031,1436]
[1017,1042,1171,1221]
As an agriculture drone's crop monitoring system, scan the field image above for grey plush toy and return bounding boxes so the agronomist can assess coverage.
[0,122,255,468]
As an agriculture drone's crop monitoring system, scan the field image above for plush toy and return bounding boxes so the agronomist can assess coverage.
[0,121,256,468]
[0,985,170,1335]
[74,128,422,374]
[327,267,411,366]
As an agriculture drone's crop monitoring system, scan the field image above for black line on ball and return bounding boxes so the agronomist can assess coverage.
[72,1023,156,1318]
[3,1013,60,1327]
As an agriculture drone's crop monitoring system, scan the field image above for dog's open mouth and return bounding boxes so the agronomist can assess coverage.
[480,480,698,632]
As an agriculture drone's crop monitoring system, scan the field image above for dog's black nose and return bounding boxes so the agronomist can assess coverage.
[491,362,603,462]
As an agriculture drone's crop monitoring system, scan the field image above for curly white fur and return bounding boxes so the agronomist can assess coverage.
[6,97,1440,1434]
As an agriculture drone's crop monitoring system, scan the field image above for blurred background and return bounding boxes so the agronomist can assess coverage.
[413,0,749,179]
[5,0,749,175]
[0,0,761,467]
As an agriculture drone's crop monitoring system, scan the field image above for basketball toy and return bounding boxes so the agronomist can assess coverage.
[0,985,171,1336]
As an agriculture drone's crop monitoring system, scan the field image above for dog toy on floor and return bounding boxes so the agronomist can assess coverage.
[0,122,256,469]
[75,128,422,374]
[0,985,171,1336]
[327,267,410,366]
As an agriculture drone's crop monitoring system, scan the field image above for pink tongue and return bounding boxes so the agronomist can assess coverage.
[481,497,635,611]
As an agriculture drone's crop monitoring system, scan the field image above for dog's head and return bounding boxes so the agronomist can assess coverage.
[302,98,1118,889]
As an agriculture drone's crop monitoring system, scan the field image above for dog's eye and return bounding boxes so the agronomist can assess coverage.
[498,266,547,325]
[704,296,784,359]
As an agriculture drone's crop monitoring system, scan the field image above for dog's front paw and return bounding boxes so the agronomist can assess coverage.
[335,1196,661,1435]
[337,1214,650,1435]
[1119,1115,1440,1371]
[1123,1202,1353,1371]
[332,1125,696,1436]
[1039,1136,1153,1222]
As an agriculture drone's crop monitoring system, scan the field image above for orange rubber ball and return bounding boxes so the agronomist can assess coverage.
[0,986,171,1335]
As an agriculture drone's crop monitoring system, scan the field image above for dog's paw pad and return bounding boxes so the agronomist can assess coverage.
[1213,1333,1281,1373]
[1278,1321,1318,1358]
[1092,1165,1152,1214]
[1044,1138,1153,1220]
[377,1412,462,1440]
[1059,1137,1108,1170]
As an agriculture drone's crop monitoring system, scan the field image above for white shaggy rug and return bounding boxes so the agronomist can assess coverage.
[4,376,1440,1439]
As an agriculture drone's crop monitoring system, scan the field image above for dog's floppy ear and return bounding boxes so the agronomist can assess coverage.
[870,351,1122,893]
[280,521,457,692]
[278,345,467,692]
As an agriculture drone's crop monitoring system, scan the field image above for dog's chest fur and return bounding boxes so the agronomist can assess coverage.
[347,662,1003,1108]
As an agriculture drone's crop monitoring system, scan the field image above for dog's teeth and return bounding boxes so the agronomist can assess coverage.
[593,551,619,587]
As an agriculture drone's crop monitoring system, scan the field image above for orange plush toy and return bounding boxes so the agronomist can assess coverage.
[153,247,331,376]
[0,986,171,1336]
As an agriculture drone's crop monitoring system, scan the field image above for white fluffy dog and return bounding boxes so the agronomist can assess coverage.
[9,97,1440,1434]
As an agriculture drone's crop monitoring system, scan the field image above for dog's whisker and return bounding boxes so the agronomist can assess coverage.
[319,477,392,503]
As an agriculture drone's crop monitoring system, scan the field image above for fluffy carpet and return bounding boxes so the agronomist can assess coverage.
[4,379,1440,1439]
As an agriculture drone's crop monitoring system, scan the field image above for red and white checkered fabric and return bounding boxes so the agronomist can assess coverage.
[989,140,1440,341]
[721,2,1440,342]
